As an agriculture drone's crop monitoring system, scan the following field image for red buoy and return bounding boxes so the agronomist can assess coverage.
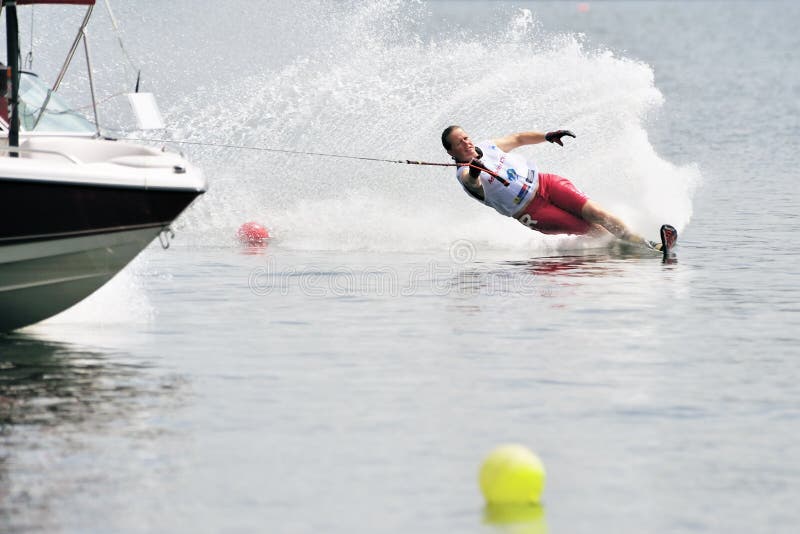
[237,221,270,244]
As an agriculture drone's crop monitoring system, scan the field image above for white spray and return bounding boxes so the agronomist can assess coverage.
[172,2,698,252]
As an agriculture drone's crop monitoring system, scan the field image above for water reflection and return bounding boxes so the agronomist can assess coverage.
[0,334,153,428]
[483,503,548,534]
[239,241,271,256]
[508,247,676,277]
[445,248,669,296]
[0,334,186,531]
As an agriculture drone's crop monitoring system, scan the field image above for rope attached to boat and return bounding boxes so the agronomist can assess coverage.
[124,137,507,183]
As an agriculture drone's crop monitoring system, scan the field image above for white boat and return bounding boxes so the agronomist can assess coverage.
[0,0,206,332]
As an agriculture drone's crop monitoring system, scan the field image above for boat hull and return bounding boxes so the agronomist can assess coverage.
[0,227,164,331]
[0,177,202,332]
[0,176,200,245]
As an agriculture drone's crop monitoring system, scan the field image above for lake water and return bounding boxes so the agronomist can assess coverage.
[2,1,800,533]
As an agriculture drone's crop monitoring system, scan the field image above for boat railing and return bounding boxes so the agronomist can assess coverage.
[0,146,81,164]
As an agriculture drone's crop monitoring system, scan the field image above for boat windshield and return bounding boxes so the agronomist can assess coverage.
[18,72,96,134]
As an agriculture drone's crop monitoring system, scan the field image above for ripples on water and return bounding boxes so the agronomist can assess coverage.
[0,337,189,532]
[2,239,800,532]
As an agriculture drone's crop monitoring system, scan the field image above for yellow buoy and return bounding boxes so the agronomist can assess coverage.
[479,444,546,504]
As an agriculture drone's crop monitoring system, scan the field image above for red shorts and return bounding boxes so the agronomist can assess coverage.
[515,173,591,235]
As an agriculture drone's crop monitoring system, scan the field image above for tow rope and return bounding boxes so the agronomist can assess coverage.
[126,137,507,184]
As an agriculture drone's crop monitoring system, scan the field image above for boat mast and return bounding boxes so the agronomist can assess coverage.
[4,0,20,151]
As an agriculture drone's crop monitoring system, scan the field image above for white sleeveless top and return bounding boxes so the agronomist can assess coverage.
[456,141,538,217]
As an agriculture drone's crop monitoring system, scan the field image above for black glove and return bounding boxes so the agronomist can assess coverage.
[468,158,488,179]
[545,130,576,146]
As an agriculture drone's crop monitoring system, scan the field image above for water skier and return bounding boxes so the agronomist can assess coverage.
[441,125,674,250]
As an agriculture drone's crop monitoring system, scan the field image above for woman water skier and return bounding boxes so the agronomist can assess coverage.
[441,125,671,249]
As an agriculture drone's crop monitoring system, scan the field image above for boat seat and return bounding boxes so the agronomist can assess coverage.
[19,137,172,165]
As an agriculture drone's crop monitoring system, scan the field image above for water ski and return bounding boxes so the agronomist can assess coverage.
[660,224,678,254]
[644,224,678,260]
